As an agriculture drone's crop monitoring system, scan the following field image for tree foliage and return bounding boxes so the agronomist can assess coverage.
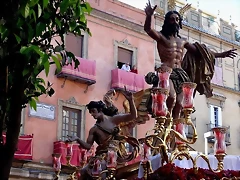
[0,0,92,127]
[0,0,92,178]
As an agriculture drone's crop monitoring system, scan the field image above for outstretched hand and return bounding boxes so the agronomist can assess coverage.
[222,49,237,59]
[145,0,157,16]
[67,135,79,142]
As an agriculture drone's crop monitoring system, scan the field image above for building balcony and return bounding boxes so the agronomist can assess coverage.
[2,134,33,160]
[111,68,145,92]
[206,123,231,146]
[57,57,96,85]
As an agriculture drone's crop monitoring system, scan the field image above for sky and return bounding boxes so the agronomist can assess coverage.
[119,0,240,29]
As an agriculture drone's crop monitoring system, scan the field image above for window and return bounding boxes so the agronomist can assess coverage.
[160,1,164,8]
[65,34,83,58]
[65,32,88,59]
[213,107,219,125]
[62,107,81,141]
[117,47,133,69]
[210,105,222,128]
[113,39,137,69]
[57,97,86,141]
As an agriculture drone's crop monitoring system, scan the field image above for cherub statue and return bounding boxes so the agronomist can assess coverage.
[68,89,140,179]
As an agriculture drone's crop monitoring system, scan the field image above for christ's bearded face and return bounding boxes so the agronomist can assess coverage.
[166,13,180,37]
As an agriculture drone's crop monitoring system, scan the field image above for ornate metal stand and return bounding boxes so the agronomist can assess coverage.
[141,65,228,178]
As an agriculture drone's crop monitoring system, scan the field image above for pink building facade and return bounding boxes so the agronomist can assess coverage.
[20,0,155,164]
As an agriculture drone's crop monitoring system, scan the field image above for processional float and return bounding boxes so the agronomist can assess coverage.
[52,65,227,180]
[141,66,227,179]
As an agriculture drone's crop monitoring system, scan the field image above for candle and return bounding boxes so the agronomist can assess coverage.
[141,143,151,162]
[80,150,87,162]
[151,93,157,115]
[92,159,101,175]
[175,123,186,145]
[182,82,196,109]
[65,141,73,156]
[152,89,168,117]
[77,172,81,179]
[213,128,226,154]
[158,66,172,89]
[107,150,117,168]
[53,154,61,171]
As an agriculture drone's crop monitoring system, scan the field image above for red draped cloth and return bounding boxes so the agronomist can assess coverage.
[2,134,33,160]
[111,69,145,92]
[53,141,83,166]
[61,57,96,81]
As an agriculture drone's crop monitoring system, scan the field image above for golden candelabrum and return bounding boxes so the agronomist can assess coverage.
[89,140,120,180]
[52,136,138,180]
[141,66,228,178]
[52,141,88,180]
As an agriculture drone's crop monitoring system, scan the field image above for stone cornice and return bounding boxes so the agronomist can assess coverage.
[182,21,240,47]
[90,9,146,35]
[212,84,240,96]
[154,14,240,48]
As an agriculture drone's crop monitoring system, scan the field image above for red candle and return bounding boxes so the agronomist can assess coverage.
[158,68,171,88]
[182,82,196,108]
[155,91,167,117]
[65,141,73,156]
[53,155,61,171]
[175,123,186,145]
[77,172,81,179]
[140,143,151,162]
[151,93,157,115]
[92,159,101,175]
[107,150,117,168]
[213,128,226,154]
[67,144,73,156]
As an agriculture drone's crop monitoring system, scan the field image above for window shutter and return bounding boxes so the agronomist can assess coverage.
[118,47,133,65]
[217,107,222,126]
[209,105,215,128]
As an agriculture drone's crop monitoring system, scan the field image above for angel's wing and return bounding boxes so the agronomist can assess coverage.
[119,89,152,136]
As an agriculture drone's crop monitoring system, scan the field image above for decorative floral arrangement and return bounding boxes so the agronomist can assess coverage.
[136,163,240,180]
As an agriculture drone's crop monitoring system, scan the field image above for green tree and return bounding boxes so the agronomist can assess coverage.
[0,0,92,178]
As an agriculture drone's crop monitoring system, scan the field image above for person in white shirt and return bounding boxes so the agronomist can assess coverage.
[121,63,130,72]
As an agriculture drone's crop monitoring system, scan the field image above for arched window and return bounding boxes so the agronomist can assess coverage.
[207,46,220,67]
[237,59,240,69]
[238,72,240,90]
